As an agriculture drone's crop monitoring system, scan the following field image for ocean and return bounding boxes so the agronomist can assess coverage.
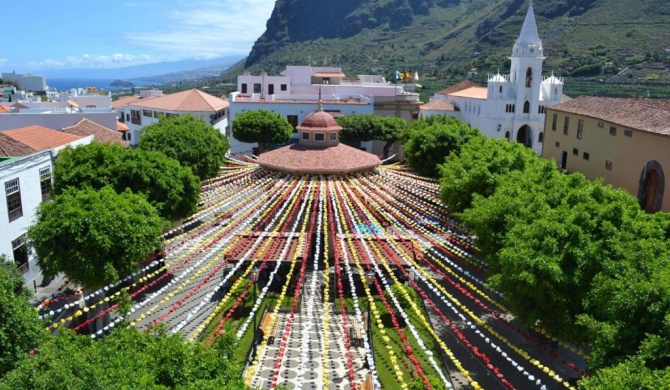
[47,78,155,92]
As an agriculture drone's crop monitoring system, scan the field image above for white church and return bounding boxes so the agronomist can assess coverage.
[421,3,565,155]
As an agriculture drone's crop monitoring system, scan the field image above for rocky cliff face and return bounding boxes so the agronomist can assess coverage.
[244,0,670,78]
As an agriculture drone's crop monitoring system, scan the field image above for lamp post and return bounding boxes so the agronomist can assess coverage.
[364,269,375,349]
[250,266,260,344]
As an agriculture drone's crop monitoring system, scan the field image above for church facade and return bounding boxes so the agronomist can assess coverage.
[421,4,564,155]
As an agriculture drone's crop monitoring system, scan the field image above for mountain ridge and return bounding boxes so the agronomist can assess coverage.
[240,0,670,81]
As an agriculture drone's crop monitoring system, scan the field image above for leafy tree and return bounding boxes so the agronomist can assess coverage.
[54,142,200,221]
[28,187,166,290]
[232,110,293,154]
[336,114,407,156]
[0,328,247,389]
[439,136,541,213]
[139,115,229,180]
[579,357,670,389]
[403,116,481,177]
[0,258,45,376]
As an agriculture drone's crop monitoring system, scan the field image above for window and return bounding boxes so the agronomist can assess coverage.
[552,114,557,131]
[39,166,52,201]
[555,141,560,147]
[322,78,330,85]
[142,109,153,117]
[280,84,287,92]
[606,160,613,171]
[598,122,604,128]
[583,152,590,161]
[499,85,503,93]
[302,132,310,141]
[314,133,325,142]
[125,113,130,122]
[523,100,530,113]
[268,84,274,95]
[609,126,617,136]
[624,129,633,138]
[131,110,141,125]
[563,117,570,135]
[253,83,261,93]
[526,67,533,88]
[153,111,160,118]
[577,119,584,139]
[538,132,544,143]
[5,178,22,222]
[241,84,248,94]
[12,235,28,274]
[572,148,579,155]
[330,132,337,141]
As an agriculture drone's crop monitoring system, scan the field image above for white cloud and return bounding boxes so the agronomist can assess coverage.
[25,54,162,70]
[123,0,275,59]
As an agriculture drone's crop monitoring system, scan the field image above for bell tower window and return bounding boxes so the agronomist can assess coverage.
[525,67,533,88]
[523,100,530,114]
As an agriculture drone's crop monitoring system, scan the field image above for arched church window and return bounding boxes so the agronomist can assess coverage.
[499,85,503,93]
[512,104,516,113]
[505,131,510,140]
[526,67,533,88]
[523,100,530,114]
[539,131,544,143]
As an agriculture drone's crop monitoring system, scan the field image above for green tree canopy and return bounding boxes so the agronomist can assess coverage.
[28,186,166,290]
[337,114,407,156]
[54,142,200,221]
[232,110,293,154]
[579,356,670,389]
[0,258,45,376]
[439,136,542,213]
[0,328,246,390]
[403,116,481,177]
[139,115,229,180]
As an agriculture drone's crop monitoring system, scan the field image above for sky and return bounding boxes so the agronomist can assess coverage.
[1,0,276,72]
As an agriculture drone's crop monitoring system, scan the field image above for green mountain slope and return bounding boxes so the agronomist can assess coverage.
[240,0,670,84]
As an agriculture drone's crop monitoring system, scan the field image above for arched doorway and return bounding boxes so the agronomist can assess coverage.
[638,161,665,213]
[516,125,533,148]
[504,131,510,141]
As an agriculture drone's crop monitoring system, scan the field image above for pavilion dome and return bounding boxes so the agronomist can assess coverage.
[297,110,341,131]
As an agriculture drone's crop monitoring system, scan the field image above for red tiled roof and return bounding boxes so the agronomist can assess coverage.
[420,99,455,111]
[112,94,150,109]
[257,143,380,175]
[0,132,36,157]
[435,80,479,95]
[548,96,670,136]
[130,89,229,112]
[447,86,488,100]
[3,125,86,151]
[62,118,129,146]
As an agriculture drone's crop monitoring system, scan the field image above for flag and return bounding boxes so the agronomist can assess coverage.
[414,71,419,81]
[399,72,405,80]
[405,70,411,81]
[395,70,401,80]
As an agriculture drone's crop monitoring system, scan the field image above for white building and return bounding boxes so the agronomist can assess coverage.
[0,95,118,133]
[421,4,565,155]
[1,72,48,92]
[0,127,92,284]
[229,66,422,154]
[113,89,230,147]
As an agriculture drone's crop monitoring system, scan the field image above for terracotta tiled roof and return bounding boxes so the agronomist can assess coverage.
[435,80,479,95]
[257,143,380,175]
[420,99,455,111]
[297,110,341,131]
[0,132,36,157]
[62,118,129,146]
[130,89,229,112]
[0,103,11,113]
[112,94,150,109]
[447,86,488,100]
[548,96,670,136]
[3,125,86,150]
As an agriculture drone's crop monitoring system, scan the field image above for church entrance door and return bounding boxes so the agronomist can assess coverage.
[516,125,533,148]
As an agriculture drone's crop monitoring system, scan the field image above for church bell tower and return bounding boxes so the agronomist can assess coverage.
[510,2,544,120]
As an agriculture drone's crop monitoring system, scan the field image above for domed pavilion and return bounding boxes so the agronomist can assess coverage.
[256,102,381,175]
